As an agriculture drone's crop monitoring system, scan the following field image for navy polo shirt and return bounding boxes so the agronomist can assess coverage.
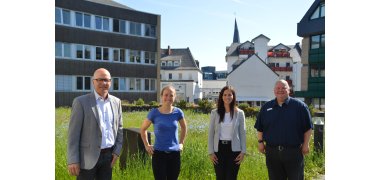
[254,97,313,146]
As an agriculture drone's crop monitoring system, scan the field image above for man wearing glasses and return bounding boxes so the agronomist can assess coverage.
[67,68,123,180]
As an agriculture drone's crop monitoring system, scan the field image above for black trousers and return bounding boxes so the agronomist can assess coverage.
[265,145,304,180]
[77,151,113,180]
[214,141,241,180]
[152,150,181,180]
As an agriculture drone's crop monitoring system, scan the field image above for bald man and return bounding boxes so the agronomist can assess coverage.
[67,68,123,180]
[254,80,313,180]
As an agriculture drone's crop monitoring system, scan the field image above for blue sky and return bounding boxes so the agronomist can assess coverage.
[117,0,313,70]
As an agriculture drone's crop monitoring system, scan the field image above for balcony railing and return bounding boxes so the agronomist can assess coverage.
[239,49,255,55]
[267,51,290,57]
[270,67,293,71]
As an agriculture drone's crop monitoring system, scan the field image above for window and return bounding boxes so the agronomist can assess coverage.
[76,45,83,59]
[113,77,119,90]
[174,61,179,66]
[120,49,125,62]
[136,79,141,91]
[55,75,72,91]
[55,42,71,58]
[145,24,156,37]
[168,61,172,66]
[103,48,109,60]
[130,22,141,35]
[96,47,102,60]
[62,9,70,25]
[76,76,91,91]
[84,45,91,59]
[310,2,325,20]
[130,50,140,63]
[144,51,156,64]
[55,42,62,57]
[150,79,156,91]
[95,16,110,31]
[169,73,172,80]
[96,47,109,61]
[75,12,83,27]
[144,79,150,91]
[129,78,135,90]
[286,62,290,67]
[55,8,61,23]
[120,20,126,33]
[311,34,325,49]
[310,66,325,77]
[113,19,119,32]
[161,62,166,66]
[119,78,126,91]
[113,49,119,62]
[84,14,91,28]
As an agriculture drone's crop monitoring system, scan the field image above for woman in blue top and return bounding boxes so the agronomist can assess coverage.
[140,85,188,180]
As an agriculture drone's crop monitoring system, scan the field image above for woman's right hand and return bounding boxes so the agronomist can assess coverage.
[145,145,154,155]
[209,153,218,165]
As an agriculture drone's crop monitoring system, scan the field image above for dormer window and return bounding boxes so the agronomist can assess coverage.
[174,61,179,66]
[161,62,166,66]
[168,61,173,66]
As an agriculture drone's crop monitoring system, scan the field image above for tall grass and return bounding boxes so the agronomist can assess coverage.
[56,107,324,179]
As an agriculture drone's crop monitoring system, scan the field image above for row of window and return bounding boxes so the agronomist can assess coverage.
[161,60,180,67]
[56,75,156,92]
[55,7,156,38]
[55,42,156,64]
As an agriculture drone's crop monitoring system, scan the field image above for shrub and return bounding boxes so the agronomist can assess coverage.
[175,100,187,109]
[149,101,159,106]
[244,107,260,118]
[134,98,145,106]
[197,99,214,113]
[238,103,250,111]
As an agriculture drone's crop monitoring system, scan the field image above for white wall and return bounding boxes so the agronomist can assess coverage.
[227,55,278,102]
[252,37,269,62]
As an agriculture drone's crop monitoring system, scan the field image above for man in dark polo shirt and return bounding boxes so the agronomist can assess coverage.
[254,79,313,180]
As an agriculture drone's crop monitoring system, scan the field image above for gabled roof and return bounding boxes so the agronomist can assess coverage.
[85,0,134,10]
[268,43,291,51]
[228,54,278,76]
[160,48,201,71]
[226,43,241,56]
[251,34,271,42]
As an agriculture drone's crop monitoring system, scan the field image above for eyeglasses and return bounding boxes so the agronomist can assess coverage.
[93,78,112,83]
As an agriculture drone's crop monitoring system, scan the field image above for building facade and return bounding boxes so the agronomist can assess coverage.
[295,0,325,110]
[160,46,202,103]
[55,0,160,106]
[201,66,227,102]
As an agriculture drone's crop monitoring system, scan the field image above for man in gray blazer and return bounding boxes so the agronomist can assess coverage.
[67,68,123,180]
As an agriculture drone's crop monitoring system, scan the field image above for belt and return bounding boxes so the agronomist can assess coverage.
[100,147,113,153]
[266,144,301,151]
[219,140,231,145]
[154,150,178,154]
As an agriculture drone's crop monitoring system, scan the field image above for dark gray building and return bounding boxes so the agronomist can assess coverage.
[55,0,160,106]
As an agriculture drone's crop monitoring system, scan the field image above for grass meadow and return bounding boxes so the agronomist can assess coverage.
[56,107,324,180]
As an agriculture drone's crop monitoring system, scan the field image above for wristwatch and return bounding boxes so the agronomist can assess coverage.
[258,139,264,143]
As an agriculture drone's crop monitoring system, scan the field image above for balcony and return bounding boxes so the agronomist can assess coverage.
[270,66,293,71]
[239,49,255,55]
[267,51,290,57]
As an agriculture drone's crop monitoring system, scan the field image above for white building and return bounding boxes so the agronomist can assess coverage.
[225,19,302,106]
[160,46,203,103]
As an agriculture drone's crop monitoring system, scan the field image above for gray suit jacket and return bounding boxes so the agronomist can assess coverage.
[67,92,123,169]
[208,108,246,154]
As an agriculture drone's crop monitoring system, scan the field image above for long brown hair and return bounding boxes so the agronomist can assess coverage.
[217,86,236,123]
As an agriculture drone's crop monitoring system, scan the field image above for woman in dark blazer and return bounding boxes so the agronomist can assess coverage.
[208,85,246,180]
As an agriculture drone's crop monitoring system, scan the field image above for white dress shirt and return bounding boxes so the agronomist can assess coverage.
[94,91,115,149]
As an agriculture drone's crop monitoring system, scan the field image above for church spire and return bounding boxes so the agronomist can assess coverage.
[233,18,240,43]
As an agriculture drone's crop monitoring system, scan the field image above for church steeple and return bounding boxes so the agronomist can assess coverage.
[233,18,240,43]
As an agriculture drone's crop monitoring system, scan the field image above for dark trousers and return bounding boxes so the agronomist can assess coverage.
[214,141,241,180]
[152,150,181,180]
[77,151,113,180]
[265,145,304,180]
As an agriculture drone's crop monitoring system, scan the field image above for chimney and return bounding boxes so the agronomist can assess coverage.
[167,45,172,55]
